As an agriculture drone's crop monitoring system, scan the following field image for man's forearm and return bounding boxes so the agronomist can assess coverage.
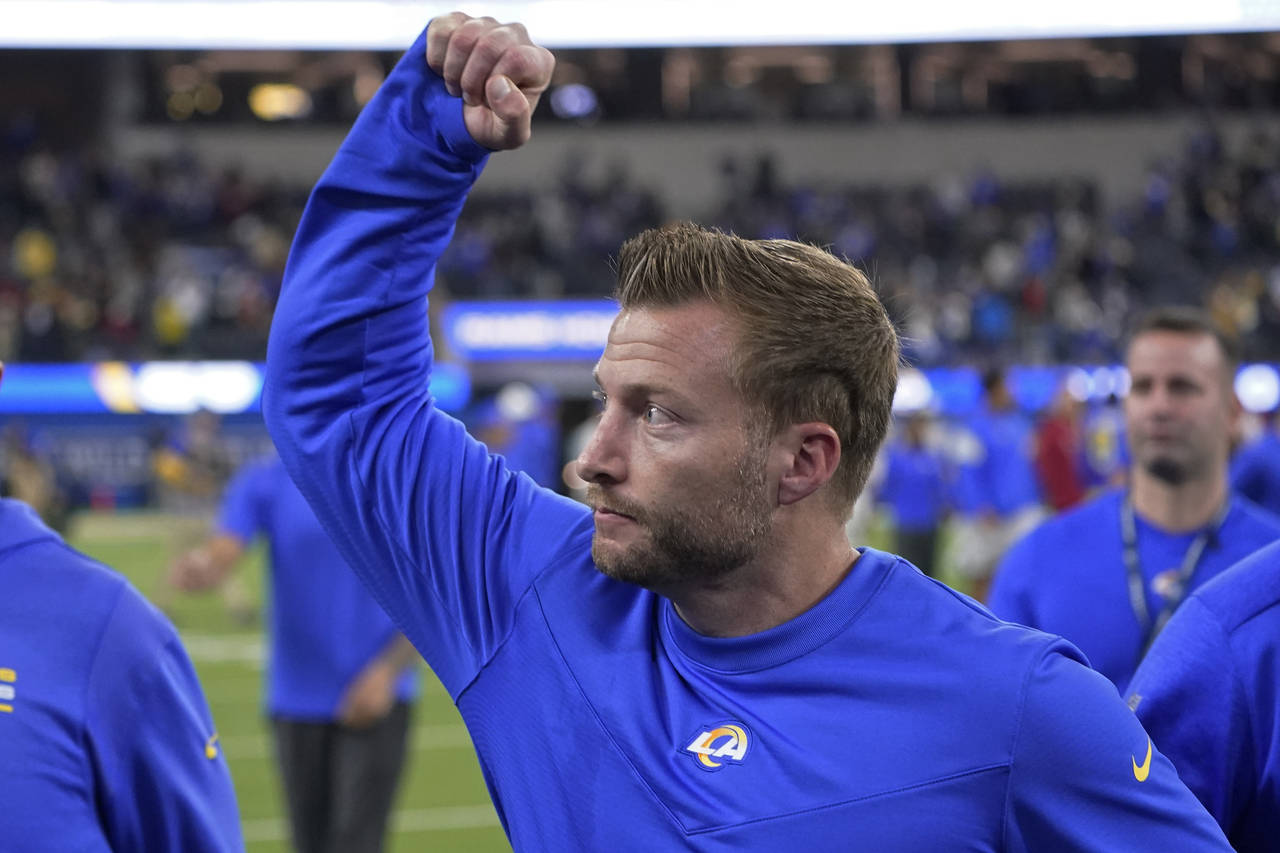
[264,25,490,475]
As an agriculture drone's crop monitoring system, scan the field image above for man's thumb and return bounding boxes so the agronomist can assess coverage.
[486,75,527,122]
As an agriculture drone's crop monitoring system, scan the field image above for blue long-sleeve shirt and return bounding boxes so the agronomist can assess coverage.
[264,25,1231,851]
[218,456,418,719]
[0,499,243,851]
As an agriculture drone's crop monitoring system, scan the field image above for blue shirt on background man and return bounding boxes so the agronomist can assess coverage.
[1128,539,1280,853]
[262,26,1232,850]
[958,407,1042,519]
[876,442,947,532]
[218,456,417,719]
[0,498,242,851]
[989,488,1280,690]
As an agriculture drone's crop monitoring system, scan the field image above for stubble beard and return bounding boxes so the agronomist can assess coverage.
[588,450,773,590]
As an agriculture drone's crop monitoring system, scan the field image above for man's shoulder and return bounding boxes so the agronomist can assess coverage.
[1228,495,1280,541]
[0,521,131,623]
[1005,490,1121,563]
[878,555,1085,677]
[0,522,165,702]
[1190,541,1280,638]
[0,502,178,665]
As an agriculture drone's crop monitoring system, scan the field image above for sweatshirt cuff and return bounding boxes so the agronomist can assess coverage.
[431,81,493,163]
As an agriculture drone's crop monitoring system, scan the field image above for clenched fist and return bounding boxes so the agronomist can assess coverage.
[426,12,555,151]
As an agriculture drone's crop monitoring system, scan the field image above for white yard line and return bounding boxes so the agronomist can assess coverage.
[242,803,501,843]
[182,632,266,665]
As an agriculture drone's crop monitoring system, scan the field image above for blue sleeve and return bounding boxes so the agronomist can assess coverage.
[216,462,267,544]
[86,585,243,852]
[262,26,590,697]
[1127,596,1250,831]
[1004,647,1231,851]
[988,535,1037,628]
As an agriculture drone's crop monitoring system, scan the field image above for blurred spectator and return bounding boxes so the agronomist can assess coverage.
[0,422,68,532]
[875,412,949,576]
[989,307,1280,690]
[469,382,562,490]
[150,409,233,511]
[168,454,418,853]
[1035,384,1087,511]
[950,367,1045,600]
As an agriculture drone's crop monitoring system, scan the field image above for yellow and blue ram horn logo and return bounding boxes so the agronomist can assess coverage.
[683,722,750,772]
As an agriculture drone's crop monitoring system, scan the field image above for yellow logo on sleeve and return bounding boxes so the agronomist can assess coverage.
[1132,738,1152,782]
[205,733,220,760]
[0,668,16,713]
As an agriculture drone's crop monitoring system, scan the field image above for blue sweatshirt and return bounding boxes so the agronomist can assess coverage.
[0,498,243,851]
[218,456,418,720]
[1128,539,1280,853]
[264,26,1230,851]
[989,488,1280,690]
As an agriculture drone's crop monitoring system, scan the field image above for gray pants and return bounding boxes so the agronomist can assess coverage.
[272,702,413,853]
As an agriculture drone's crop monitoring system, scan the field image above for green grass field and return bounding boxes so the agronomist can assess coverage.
[68,511,512,853]
[66,509,956,852]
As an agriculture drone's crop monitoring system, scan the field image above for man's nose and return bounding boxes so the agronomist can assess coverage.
[576,413,627,485]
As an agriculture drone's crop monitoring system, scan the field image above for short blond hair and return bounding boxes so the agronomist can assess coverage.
[615,222,899,514]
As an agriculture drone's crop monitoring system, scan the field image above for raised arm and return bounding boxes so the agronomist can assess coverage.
[263,15,588,696]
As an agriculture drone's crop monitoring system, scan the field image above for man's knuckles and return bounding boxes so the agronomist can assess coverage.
[496,45,553,90]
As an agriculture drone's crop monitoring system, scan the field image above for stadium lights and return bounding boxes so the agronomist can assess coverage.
[2,0,1278,50]
[1236,364,1280,414]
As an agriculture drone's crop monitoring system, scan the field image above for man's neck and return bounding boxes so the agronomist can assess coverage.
[667,532,858,638]
[1130,469,1229,533]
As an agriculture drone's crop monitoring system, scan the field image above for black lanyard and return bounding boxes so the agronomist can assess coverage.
[1121,495,1230,658]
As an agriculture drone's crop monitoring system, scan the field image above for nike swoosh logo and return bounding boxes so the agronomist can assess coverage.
[1132,738,1152,782]
[205,733,220,761]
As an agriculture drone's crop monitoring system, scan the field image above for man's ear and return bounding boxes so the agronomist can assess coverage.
[774,422,841,506]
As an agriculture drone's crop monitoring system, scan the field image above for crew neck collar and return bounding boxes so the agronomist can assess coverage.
[659,547,898,674]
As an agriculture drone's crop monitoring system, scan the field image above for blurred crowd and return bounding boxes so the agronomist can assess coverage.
[4,122,1280,365]
[0,131,302,362]
[705,128,1280,367]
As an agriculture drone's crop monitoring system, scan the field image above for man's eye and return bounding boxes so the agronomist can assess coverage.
[591,391,607,413]
[642,405,672,425]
